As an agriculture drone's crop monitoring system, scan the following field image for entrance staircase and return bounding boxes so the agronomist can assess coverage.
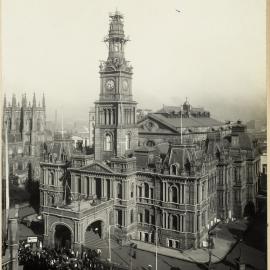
[84,230,119,257]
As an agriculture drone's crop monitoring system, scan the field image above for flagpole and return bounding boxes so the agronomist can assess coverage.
[180,107,183,144]
[155,228,158,270]
[61,111,64,139]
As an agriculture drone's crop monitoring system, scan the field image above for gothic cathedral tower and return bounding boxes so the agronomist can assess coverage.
[95,11,138,161]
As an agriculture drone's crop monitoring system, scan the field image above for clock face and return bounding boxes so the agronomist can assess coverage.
[122,80,129,91]
[106,79,115,90]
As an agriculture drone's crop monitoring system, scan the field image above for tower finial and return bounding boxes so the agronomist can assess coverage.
[22,93,27,107]
[42,93,46,108]
[12,94,16,107]
[33,93,36,107]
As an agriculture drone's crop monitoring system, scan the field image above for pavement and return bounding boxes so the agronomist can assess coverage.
[130,220,248,264]
[12,205,252,268]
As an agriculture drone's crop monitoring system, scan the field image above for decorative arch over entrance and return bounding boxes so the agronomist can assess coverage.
[54,224,72,249]
[84,220,105,249]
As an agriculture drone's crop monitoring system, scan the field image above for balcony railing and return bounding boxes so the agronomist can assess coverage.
[41,199,114,219]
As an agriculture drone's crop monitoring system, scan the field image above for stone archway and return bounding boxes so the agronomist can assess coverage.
[84,220,105,250]
[54,224,72,249]
[244,201,256,217]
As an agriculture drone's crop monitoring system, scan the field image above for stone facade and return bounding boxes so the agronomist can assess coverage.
[2,93,47,185]
[138,103,231,147]
[94,11,138,161]
[39,11,260,253]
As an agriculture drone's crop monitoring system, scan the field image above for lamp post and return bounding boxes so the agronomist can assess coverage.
[108,224,113,262]
[108,223,122,262]
[208,230,216,270]
[150,225,160,270]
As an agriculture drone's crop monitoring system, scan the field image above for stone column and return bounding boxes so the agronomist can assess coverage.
[89,177,93,197]
[166,183,169,202]
[197,183,201,203]
[110,179,113,198]
[103,179,107,200]
[92,178,96,198]
[162,181,165,201]
[71,174,75,193]
[83,177,87,196]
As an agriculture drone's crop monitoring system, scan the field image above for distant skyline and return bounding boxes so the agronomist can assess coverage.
[2,0,266,123]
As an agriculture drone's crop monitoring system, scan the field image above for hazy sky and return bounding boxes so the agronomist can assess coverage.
[2,0,266,123]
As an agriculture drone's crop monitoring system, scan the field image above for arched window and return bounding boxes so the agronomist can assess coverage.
[37,119,42,131]
[50,171,55,186]
[144,183,149,198]
[171,186,178,203]
[172,215,178,230]
[104,133,112,151]
[6,119,11,130]
[16,119,20,130]
[126,133,131,150]
[117,183,122,199]
[131,183,134,198]
[27,119,32,131]
[146,140,155,147]
[145,209,150,223]
[130,209,134,224]
[184,159,191,175]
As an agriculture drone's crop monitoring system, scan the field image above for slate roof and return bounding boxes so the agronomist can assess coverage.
[156,105,208,114]
[151,113,224,129]
[163,145,205,173]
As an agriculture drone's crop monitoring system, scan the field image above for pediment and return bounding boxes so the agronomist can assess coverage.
[138,115,178,134]
[82,162,114,174]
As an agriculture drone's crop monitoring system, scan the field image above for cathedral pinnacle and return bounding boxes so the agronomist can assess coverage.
[33,93,36,107]
[4,94,6,108]
[12,94,17,107]
[42,93,46,108]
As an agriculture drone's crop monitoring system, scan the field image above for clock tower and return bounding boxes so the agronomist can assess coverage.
[95,11,138,161]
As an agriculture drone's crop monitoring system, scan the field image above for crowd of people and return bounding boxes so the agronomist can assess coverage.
[18,241,127,270]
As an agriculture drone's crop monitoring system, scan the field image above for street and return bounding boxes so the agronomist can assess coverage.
[16,206,266,270]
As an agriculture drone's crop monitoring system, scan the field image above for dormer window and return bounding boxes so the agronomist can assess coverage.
[170,164,178,175]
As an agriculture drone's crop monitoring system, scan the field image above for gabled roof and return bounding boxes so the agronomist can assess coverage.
[138,113,224,133]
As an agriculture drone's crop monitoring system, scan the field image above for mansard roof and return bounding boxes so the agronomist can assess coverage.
[164,144,205,171]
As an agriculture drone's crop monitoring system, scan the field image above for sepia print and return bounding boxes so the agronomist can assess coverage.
[1,1,267,269]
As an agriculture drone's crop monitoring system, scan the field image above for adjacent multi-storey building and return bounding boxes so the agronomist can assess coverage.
[39,11,260,252]
[138,101,230,147]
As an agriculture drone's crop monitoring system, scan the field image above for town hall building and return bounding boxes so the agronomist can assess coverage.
[40,11,260,252]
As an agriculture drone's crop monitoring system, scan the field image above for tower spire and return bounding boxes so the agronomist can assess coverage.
[22,93,27,107]
[4,93,6,108]
[32,93,36,107]
[42,93,46,108]
[12,94,16,107]
[61,111,64,139]
[104,10,129,62]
